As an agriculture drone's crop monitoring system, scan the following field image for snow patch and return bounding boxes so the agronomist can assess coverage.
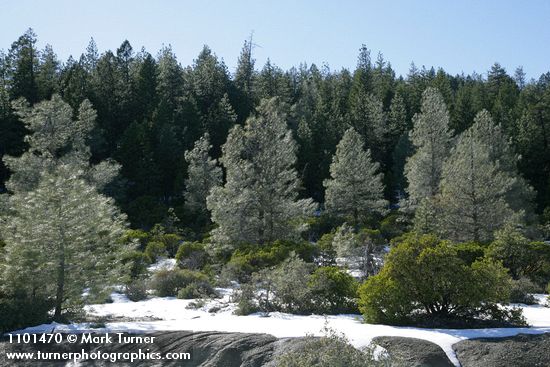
[147,258,177,272]
[9,290,550,367]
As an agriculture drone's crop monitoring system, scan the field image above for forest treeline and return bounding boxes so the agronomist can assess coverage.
[1,29,549,230]
[1,29,550,332]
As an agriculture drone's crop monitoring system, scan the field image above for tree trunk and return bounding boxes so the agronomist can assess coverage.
[53,233,65,321]
[54,243,66,321]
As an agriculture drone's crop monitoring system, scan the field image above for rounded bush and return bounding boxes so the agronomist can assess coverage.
[358,233,523,327]
[176,241,208,270]
[150,269,211,297]
[144,241,167,263]
[308,266,358,314]
[125,279,148,302]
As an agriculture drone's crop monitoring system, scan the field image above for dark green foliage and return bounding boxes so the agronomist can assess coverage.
[1,29,550,232]
[122,229,150,251]
[357,233,525,327]
[144,241,167,263]
[315,232,337,266]
[379,212,408,240]
[122,250,150,279]
[125,196,167,229]
[486,227,550,285]
[176,241,209,270]
[0,293,53,333]
[308,266,359,314]
[149,227,182,257]
[150,269,212,297]
[454,242,487,265]
[223,241,316,282]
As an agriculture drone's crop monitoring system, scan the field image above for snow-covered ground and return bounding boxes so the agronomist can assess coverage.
[12,291,550,367]
[146,258,177,272]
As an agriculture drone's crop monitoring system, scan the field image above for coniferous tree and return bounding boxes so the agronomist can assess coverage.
[469,110,535,220]
[324,128,387,228]
[3,95,119,194]
[1,164,131,319]
[203,93,237,158]
[36,44,60,100]
[234,38,256,121]
[184,133,222,217]
[59,56,90,110]
[387,92,408,144]
[207,98,315,249]
[438,124,520,242]
[0,54,26,188]
[7,29,39,103]
[404,87,453,231]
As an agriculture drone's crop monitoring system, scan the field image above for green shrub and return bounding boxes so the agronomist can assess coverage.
[144,241,167,263]
[125,279,148,302]
[380,212,407,240]
[308,266,358,314]
[125,196,167,229]
[304,213,344,242]
[176,241,208,270]
[235,254,313,315]
[224,241,316,282]
[121,229,150,251]
[509,277,538,304]
[332,225,386,278]
[0,294,53,333]
[455,242,486,265]
[358,233,525,327]
[275,325,381,367]
[150,269,211,297]
[177,280,217,299]
[122,250,150,279]
[270,254,313,313]
[487,226,550,284]
[316,232,337,266]
[161,234,182,257]
[233,283,259,315]
[149,224,183,257]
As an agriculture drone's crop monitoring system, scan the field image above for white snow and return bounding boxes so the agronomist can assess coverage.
[10,291,550,367]
[147,258,177,272]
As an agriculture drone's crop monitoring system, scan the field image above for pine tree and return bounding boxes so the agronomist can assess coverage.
[514,66,526,90]
[59,56,90,110]
[437,124,519,242]
[3,95,119,193]
[234,37,256,121]
[155,46,184,124]
[36,44,60,100]
[0,164,131,319]
[203,93,237,158]
[7,29,39,103]
[404,87,453,230]
[0,53,26,187]
[184,133,222,217]
[324,128,387,228]
[207,98,315,249]
[468,110,535,219]
[387,92,408,144]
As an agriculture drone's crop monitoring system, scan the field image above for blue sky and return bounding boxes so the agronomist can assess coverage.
[2,0,549,79]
